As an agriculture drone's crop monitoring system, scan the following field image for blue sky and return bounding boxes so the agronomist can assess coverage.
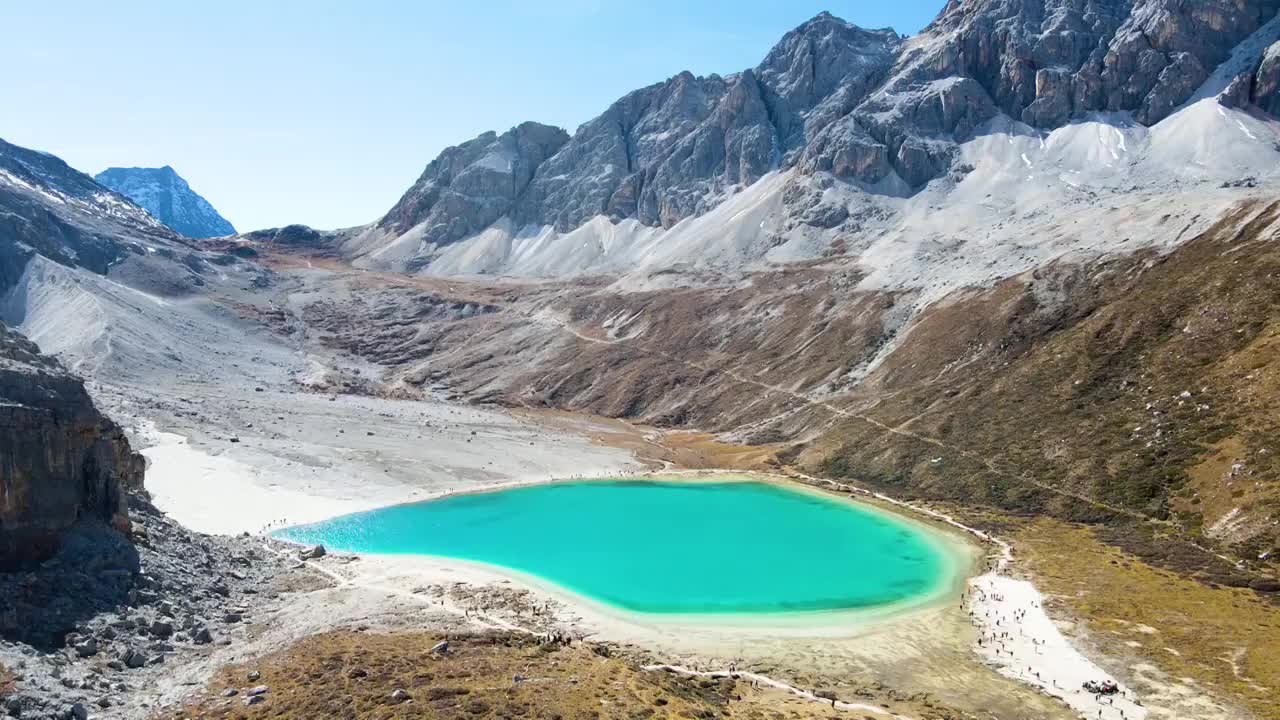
[1,1,942,231]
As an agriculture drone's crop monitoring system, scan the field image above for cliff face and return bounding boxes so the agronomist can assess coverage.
[0,322,143,569]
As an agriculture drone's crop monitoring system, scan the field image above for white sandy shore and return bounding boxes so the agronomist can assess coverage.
[791,471,1151,720]
[262,545,919,720]
[141,426,372,534]
[969,575,1147,720]
[136,392,640,535]
[258,470,1081,719]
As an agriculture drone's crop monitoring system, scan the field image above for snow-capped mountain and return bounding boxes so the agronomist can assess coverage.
[95,166,235,238]
[315,1,1280,282]
[0,138,184,294]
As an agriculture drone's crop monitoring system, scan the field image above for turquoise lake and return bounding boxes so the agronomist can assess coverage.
[274,479,955,615]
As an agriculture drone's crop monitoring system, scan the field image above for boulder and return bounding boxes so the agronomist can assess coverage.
[1249,578,1280,593]
[121,649,147,669]
[299,544,326,560]
[148,620,173,638]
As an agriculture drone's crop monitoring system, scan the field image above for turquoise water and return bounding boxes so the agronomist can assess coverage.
[275,479,954,615]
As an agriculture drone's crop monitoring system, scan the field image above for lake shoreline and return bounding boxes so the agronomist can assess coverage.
[271,471,982,635]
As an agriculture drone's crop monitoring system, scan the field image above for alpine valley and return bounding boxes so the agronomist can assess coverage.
[3,3,1280,720]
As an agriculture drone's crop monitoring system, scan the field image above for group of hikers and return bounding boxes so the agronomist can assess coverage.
[963,584,1140,719]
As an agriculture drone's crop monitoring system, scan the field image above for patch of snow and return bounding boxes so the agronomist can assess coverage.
[473,151,515,174]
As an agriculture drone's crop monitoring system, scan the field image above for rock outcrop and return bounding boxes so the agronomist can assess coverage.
[1224,38,1280,114]
[906,0,1280,128]
[0,497,298,717]
[0,322,144,569]
[1256,41,1280,112]
[95,165,236,238]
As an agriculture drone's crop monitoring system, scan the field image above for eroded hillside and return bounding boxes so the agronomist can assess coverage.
[253,201,1280,588]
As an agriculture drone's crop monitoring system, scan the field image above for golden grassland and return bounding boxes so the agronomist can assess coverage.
[1013,518,1280,720]
[173,631,920,720]
[809,202,1280,579]
[648,431,782,471]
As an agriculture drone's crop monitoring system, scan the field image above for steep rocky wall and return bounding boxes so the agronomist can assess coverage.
[0,322,143,569]
[342,2,1280,275]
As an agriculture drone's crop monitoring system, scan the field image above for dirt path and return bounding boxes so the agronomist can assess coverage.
[530,308,1242,567]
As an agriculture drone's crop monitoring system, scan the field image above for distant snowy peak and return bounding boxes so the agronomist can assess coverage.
[95,165,235,238]
[0,138,188,297]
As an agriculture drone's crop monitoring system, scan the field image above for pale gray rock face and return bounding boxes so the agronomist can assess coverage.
[514,71,735,231]
[380,121,569,242]
[896,0,1279,127]
[1092,0,1280,123]
[95,166,235,238]
[629,69,776,228]
[368,2,1280,269]
[756,13,902,154]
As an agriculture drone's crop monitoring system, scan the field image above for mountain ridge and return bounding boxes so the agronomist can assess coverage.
[95,165,235,239]
[287,2,1280,280]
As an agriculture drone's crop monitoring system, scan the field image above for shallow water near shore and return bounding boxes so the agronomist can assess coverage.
[274,478,958,615]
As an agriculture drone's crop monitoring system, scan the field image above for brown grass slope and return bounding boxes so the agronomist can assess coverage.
[251,202,1280,578]
[176,631,952,720]
[812,200,1280,577]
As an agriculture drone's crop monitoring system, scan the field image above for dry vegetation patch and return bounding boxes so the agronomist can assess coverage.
[173,629,962,720]
[175,631,829,720]
[813,202,1280,578]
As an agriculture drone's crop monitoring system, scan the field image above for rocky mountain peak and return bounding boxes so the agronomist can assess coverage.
[757,13,901,147]
[0,138,131,205]
[378,121,569,242]
[95,165,236,238]
[902,0,1280,127]
[352,0,1280,277]
[0,139,186,295]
